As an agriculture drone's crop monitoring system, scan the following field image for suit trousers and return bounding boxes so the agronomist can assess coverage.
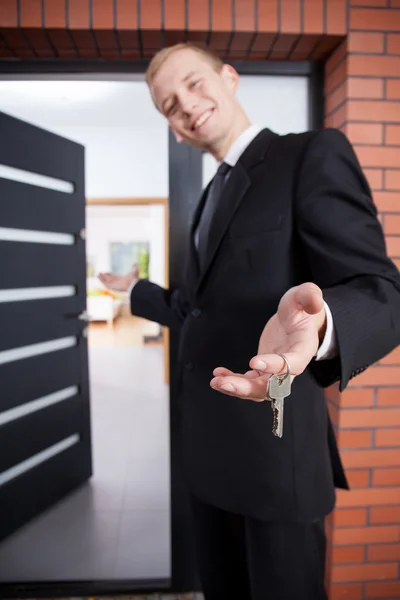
[190,494,328,600]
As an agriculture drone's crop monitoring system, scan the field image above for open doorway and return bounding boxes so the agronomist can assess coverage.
[0,79,171,585]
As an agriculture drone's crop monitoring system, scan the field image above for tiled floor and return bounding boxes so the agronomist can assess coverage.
[0,339,170,583]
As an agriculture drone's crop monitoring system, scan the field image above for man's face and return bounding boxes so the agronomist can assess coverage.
[150,48,239,151]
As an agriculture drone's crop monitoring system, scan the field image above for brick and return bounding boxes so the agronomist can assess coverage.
[280,0,300,33]
[332,562,398,583]
[116,0,138,30]
[385,169,400,190]
[331,583,363,600]
[258,0,278,32]
[339,430,372,448]
[69,0,90,29]
[326,60,347,95]
[327,0,346,34]
[364,168,383,190]
[366,580,400,598]
[387,79,400,99]
[351,0,389,4]
[333,545,365,563]
[374,191,400,211]
[337,486,400,506]
[20,0,42,27]
[93,0,113,28]
[326,81,347,116]
[334,525,399,545]
[349,32,385,54]
[387,33,400,54]
[44,0,66,27]
[375,428,400,447]
[141,0,162,30]
[326,40,347,75]
[335,508,368,526]
[331,104,347,129]
[0,0,18,26]
[348,366,400,386]
[349,55,400,77]
[342,447,400,468]
[347,123,383,145]
[341,389,375,407]
[348,77,384,99]
[350,7,400,31]
[187,0,208,32]
[387,236,400,256]
[383,217,400,235]
[373,469,400,486]
[370,506,400,523]
[347,469,371,487]
[378,389,400,406]
[386,124,400,146]
[368,543,400,560]
[341,408,400,429]
[348,100,400,123]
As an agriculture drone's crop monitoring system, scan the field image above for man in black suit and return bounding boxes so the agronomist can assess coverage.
[99,43,400,600]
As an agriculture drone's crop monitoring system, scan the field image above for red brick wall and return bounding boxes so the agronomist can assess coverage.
[325,5,400,598]
[1,1,399,598]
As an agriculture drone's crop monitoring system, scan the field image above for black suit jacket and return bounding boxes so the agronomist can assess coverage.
[131,128,400,522]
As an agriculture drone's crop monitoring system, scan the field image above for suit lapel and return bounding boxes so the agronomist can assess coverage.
[195,128,277,292]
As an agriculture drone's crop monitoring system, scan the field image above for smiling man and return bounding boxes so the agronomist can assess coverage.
[99,43,400,600]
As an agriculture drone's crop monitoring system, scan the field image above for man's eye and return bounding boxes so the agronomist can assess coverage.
[167,103,177,115]
[190,80,199,88]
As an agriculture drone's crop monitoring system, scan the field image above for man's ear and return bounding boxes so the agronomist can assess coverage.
[220,64,239,94]
[170,126,184,144]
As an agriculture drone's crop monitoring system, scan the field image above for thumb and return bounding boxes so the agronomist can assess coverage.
[279,282,324,320]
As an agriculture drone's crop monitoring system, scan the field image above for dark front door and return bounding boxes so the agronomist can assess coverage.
[0,111,92,542]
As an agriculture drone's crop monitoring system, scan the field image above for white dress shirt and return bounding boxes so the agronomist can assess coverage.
[129,124,337,361]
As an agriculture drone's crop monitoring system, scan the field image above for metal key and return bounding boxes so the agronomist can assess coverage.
[267,354,292,438]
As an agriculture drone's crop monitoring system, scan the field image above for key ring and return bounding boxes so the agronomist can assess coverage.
[276,353,291,383]
[265,353,291,401]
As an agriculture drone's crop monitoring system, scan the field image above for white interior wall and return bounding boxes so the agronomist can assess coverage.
[86,205,165,287]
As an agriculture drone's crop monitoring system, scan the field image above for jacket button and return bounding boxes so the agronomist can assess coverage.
[185,362,194,371]
[192,308,202,318]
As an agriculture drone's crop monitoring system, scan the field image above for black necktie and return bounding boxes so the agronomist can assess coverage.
[196,161,231,269]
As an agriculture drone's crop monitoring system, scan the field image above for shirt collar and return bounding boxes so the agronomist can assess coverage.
[223,124,264,168]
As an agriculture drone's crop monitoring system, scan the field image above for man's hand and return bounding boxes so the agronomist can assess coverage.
[98,264,139,293]
[210,282,327,402]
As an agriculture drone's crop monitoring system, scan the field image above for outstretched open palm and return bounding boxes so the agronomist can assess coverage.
[210,283,327,402]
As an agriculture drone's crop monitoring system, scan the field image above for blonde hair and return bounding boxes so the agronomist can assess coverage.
[145,42,224,87]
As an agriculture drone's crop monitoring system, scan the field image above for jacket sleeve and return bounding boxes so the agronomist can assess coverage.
[130,279,189,332]
[295,128,400,391]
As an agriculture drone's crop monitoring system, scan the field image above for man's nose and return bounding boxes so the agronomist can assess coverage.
[179,91,198,115]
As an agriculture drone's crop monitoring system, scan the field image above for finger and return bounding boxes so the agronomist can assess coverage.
[249,352,300,377]
[210,374,270,402]
[213,367,235,377]
[278,283,324,325]
[294,282,324,315]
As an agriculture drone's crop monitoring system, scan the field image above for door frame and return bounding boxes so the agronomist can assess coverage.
[0,59,323,599]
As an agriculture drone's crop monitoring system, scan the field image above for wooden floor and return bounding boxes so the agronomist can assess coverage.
[88,314,160,348]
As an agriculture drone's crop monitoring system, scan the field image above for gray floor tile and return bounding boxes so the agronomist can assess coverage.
[113,510,170,579]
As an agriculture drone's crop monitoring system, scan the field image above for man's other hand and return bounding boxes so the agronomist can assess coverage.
[210,283,327,402]
[98,264,139,293]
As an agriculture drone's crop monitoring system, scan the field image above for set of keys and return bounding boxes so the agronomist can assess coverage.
[267,353,292,438]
